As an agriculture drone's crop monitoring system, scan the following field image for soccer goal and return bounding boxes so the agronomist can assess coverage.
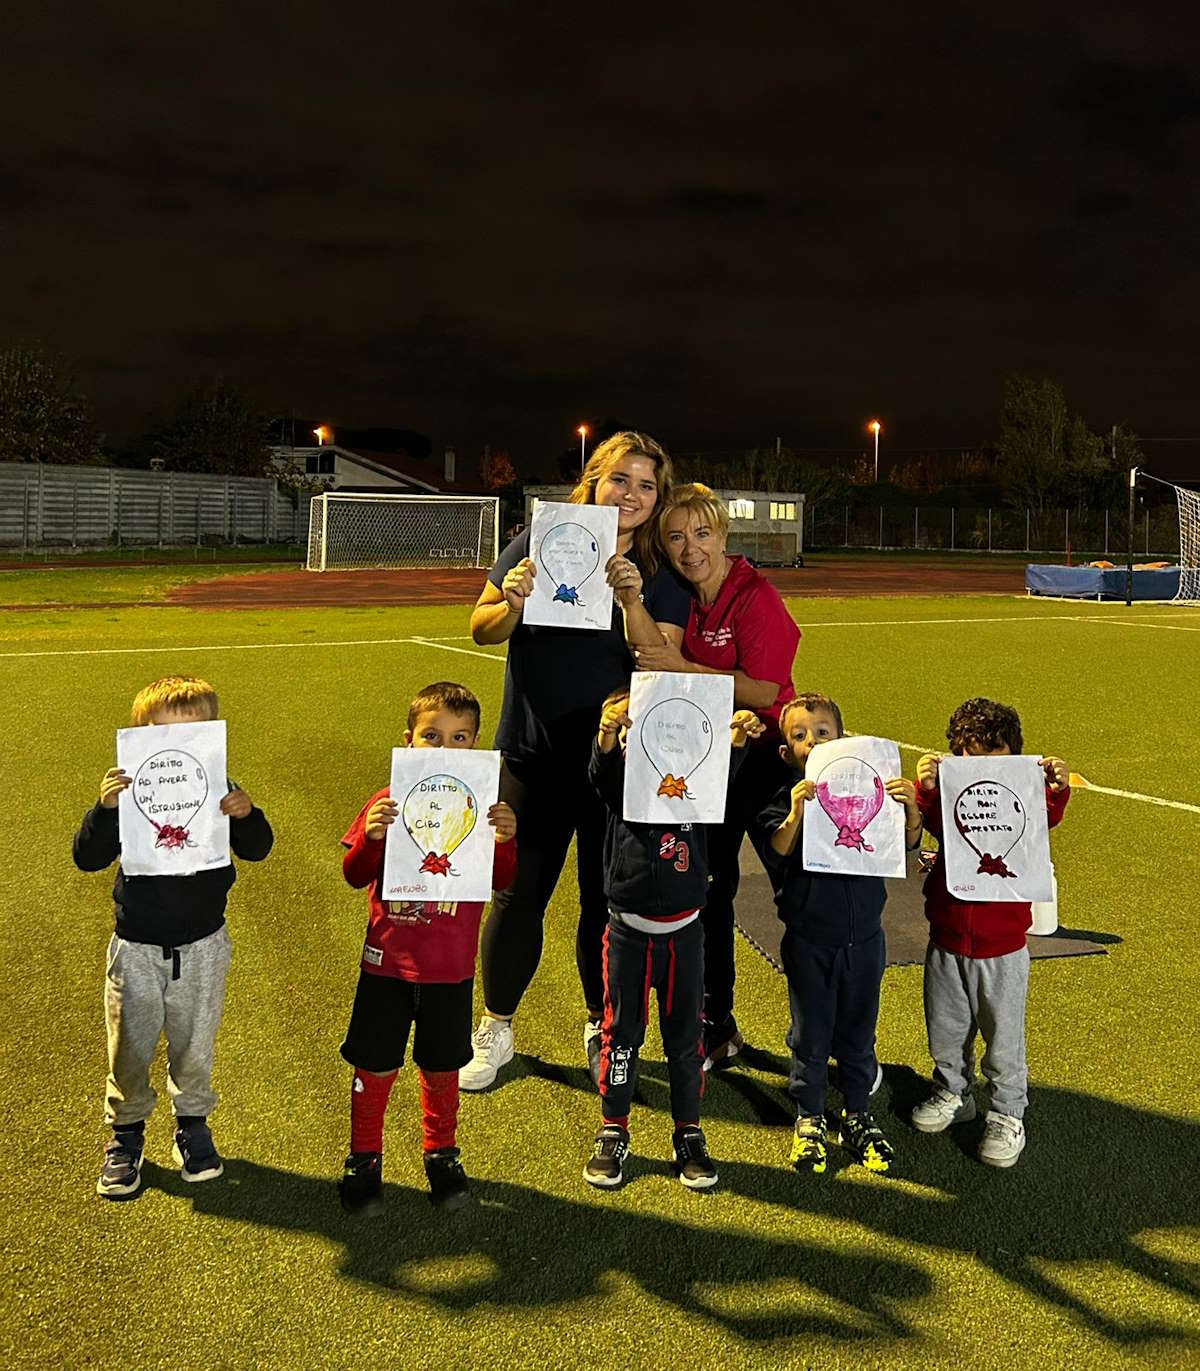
[305,493,500,572]
[1173,482,1200,602]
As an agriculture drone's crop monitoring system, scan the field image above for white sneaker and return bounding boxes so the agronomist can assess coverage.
[458,1017,514,1091]
[978,1110,1026,1168]
[911,1085,978,1133]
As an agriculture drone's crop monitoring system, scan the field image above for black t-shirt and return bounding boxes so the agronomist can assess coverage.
[488,529,691,767]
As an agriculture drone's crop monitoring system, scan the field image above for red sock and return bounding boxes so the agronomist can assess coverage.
[419,1069,459,1153]
[603,1115,630,1131]
[350,1069,397,1154]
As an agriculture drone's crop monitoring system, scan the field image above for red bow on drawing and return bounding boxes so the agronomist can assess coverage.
[976,853,1016,878]
[153,823,192,851]
[420,851,453,876]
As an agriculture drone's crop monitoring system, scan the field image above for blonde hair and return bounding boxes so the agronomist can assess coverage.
[658,482,731,546]
[568,430,673,575]
[130,675,219,726]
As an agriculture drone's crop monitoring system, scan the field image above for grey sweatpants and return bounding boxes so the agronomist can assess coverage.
[923,942,1029,1118]
[103,926,233,1127]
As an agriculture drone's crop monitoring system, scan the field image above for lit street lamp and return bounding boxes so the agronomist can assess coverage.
[578,424,588,474]
[869,420,882,482]
[313,424,332,446]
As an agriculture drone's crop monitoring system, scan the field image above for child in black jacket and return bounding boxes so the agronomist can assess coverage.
[585,685,763,1190]
[751,693,920,1175]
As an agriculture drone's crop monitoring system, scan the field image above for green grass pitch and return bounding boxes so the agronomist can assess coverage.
[1,567,1198,1369]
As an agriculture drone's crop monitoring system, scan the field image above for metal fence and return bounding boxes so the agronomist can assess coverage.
[807,503,1181,558]
[0,463,313,549]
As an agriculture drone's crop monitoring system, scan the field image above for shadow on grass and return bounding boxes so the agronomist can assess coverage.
[715,1070,1200,1350]
[146,1161,929,1345]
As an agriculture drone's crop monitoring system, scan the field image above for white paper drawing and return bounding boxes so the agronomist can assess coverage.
[938,755,1053,903]
[116,720,231,877]
[382,748,502,904]
[622,671,735,825]
[523,500,619,630]
[802,735,907,878]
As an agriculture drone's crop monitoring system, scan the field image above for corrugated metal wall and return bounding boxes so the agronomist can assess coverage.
[0,464,314,548]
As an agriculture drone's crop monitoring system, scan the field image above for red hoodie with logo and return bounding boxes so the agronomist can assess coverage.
[916,779,1069,958]
[342,787,517,983]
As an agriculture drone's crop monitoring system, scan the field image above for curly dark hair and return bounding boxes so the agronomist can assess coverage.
[946,697,1023,755]
[779,692,844,738]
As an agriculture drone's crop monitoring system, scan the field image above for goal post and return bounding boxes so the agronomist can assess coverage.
[1174,482,1200,603]
[305,493,501,572]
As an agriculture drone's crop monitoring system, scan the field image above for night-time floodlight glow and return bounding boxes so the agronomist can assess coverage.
[313,425,331,445]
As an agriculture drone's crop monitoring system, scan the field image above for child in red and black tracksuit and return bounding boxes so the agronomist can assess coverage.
[337,681,517,1214]
[584,686,764,1190]
[911,697,1069,1169]
[750,693,922,1176]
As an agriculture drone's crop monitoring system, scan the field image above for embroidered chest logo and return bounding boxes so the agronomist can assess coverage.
[658,832,691,873]
[700,626,734,648]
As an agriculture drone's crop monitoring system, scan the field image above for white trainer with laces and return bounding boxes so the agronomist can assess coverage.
[978,1110,1026,1167]
[911,1085,978,1133]
[458,1017,514,1091]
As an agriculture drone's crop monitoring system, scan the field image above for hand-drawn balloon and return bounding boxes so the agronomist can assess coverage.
[538,521,600,605]
[402,774,477,876]
[953,781,1026,878]
[133,750,208,851]
[814,755,885,852]
[639,697,713,800]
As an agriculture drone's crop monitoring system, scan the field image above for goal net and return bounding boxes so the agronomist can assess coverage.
[305,493,500,572]
[1176,483,1200,602]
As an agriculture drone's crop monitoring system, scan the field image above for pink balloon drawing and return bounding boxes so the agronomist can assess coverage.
[814,756,885,852]
[953,780,1025,878]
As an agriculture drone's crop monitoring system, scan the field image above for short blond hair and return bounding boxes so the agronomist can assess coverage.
[130,675,219,726]
[568,430,674,576]
[658,482,731,545]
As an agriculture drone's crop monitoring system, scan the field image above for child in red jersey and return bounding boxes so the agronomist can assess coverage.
[337,682,517,1214]
[911,697,1068,1169]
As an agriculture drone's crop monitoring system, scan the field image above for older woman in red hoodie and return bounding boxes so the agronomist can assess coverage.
[633,483,800,1067]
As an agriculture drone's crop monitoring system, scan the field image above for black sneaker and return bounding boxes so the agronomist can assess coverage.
[424,1147,470,1211]
[672,1126,718,1190]
[172,1119,224,1182]
[96,1127,144,1199]
[583,1125,630,1188]
[838,1110,895,1174]
[702,1015,744,1072]
[338,1151,384,1216]
[790,1114,828,1175]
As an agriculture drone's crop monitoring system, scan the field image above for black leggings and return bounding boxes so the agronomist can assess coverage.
[701,740,792,1025]
[480,756,609,1018]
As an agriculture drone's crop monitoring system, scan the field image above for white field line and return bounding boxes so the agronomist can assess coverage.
[882,738,1200,816]
[800,612,1200,630]
[2,630,1196,815]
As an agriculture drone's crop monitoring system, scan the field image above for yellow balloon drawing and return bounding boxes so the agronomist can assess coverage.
[402,774,478,876]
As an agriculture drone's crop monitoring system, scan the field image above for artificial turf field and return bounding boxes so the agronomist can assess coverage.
[2,565,1198,1370]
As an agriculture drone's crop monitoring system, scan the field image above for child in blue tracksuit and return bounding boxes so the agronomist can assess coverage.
[751,692,921,1174]
[584,686,763,1191]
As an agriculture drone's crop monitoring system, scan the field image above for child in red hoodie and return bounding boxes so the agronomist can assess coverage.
[337,682,517,1214]
[912,698,1068,1168]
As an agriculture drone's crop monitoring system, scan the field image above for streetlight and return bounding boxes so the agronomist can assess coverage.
[868,420,882,482]
[578,424,588,474]
[313,424,332,446]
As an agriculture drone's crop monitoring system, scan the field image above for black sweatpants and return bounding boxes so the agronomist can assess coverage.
[480,754,609,1018]
[702,740,791,1026]
[780,928,885,1117]
[598,915,705,1127]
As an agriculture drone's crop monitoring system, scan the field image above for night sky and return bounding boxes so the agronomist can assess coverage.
[4,3,1200,473]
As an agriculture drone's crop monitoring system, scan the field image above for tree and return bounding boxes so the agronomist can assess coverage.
[143,381,273,477]
[996,374,1069,513]
[0,344,103,463]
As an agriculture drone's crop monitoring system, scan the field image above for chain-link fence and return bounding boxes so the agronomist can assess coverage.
[807,503,1181,557]
[0,463,313,550]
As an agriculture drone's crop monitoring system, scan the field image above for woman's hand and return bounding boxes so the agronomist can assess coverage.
[632,637,688,673]
[605,553,643,607]
[502,558,536,614]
